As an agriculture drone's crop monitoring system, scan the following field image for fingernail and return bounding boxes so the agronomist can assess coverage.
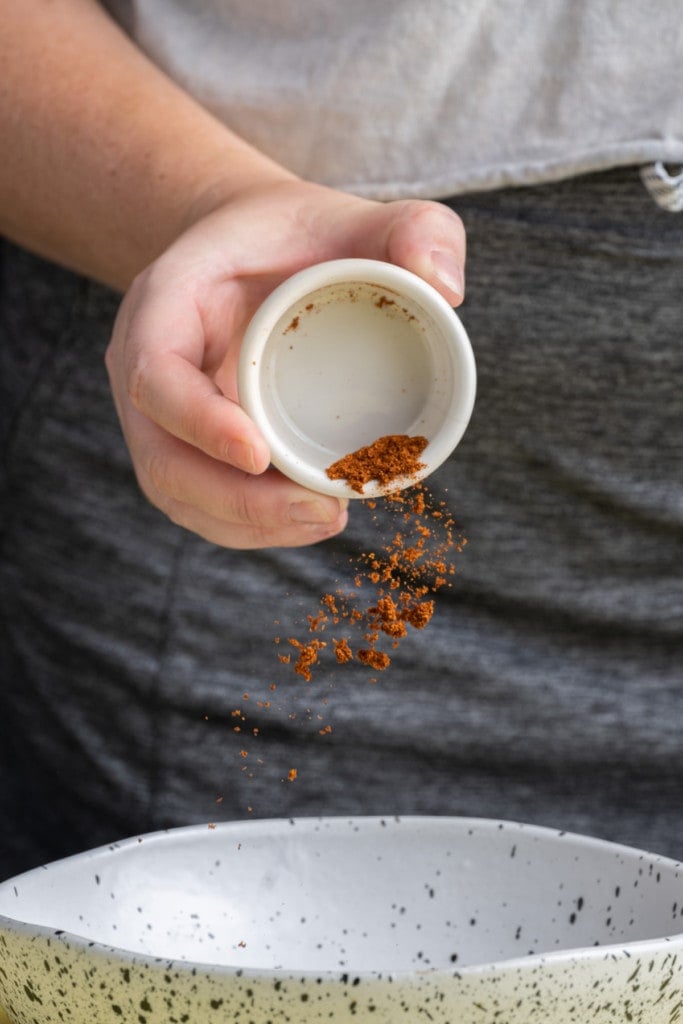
[289,499,345,524]
[226,439,257,473]
[430,249,465,300]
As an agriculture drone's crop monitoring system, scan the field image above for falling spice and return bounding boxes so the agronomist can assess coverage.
[357,648,392,671]
[226,438,466,805]
[325,434,428,494]
[288,637,326,681]
[281,475,465,680]
[333,637,353,663]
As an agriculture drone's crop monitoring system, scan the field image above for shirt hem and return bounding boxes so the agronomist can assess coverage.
[333,141,683,202]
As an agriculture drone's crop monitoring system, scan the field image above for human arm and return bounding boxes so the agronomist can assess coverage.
[1,0,466,548]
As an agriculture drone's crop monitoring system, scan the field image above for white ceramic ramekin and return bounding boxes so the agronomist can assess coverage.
[238,259,476,498]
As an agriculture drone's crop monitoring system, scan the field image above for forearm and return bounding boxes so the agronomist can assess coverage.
[0,0,296,291]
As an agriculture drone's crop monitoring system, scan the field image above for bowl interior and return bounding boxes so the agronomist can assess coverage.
[239,272,475,497]
[1,817,681,974]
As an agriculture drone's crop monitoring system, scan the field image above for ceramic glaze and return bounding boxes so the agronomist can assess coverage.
[238,260,476,498]
[0,816,682,1022]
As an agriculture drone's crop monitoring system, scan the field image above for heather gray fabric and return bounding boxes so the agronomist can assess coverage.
[100,0,683,199]
[1,168,682,880]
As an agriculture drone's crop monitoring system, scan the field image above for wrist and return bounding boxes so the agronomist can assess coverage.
[174,148,300,239]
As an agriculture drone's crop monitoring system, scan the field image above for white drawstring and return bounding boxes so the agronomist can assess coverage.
[640,161,683,212]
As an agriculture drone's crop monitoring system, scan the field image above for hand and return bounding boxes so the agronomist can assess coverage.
[105,179,466,549]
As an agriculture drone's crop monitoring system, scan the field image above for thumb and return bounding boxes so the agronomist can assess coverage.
[373,199,467,307]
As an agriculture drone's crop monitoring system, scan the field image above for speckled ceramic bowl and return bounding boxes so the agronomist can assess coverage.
[0,817,682,1023]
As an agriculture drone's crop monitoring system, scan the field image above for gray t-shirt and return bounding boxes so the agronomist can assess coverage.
[103,0,683,198]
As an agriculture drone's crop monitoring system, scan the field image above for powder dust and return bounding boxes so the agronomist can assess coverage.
[219,434,467,804]
[283,479,465,683]
[281,434,465,681]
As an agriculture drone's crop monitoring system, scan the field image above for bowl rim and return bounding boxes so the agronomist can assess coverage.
[1,815,681,983]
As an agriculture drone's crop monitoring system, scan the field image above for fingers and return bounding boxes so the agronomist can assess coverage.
[160,495,348,549]
[127,409,348,548]
[114,277,271,474]
[128,347,269,473]
[107,243,351,550]
[364,198,467,307]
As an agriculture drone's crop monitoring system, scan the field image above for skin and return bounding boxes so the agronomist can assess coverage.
[1,0,466,549]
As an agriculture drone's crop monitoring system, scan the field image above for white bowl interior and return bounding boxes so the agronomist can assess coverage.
[238,263,476,497]
[1,817,681,974]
